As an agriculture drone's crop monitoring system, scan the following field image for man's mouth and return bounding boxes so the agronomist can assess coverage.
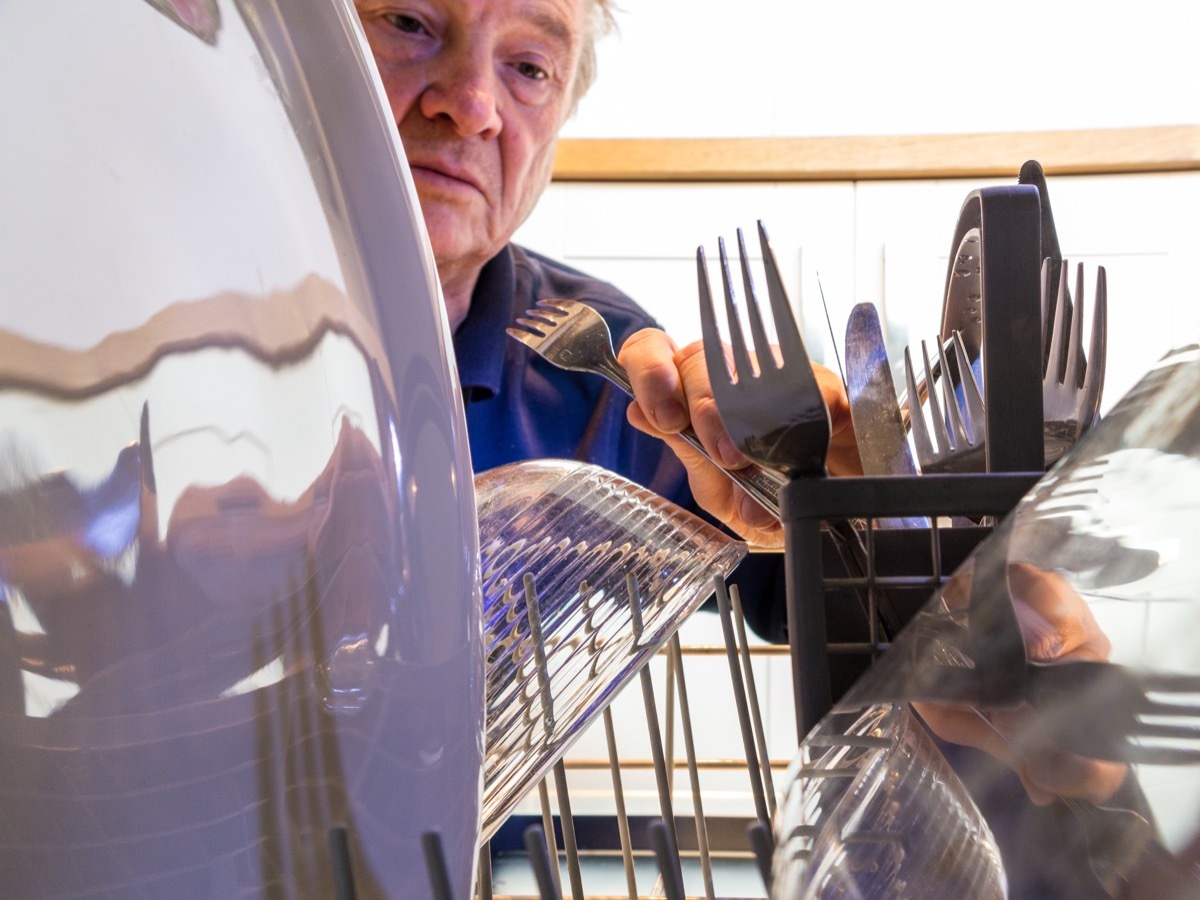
[408,161,483,195]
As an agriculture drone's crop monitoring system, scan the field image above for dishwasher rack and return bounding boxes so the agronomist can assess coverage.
[780,471,1041,737]
[447,470,1039,899]
[443,179,1055,897]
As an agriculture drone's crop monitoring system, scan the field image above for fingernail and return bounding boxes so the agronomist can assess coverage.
[717,435,744,467]
[654,398,686,431]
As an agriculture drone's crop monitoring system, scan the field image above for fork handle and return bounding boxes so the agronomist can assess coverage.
[597,359,786,521]
[676,431,786,519]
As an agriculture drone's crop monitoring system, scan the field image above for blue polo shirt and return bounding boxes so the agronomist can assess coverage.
[452,243,789,643]
[454,244,692,507]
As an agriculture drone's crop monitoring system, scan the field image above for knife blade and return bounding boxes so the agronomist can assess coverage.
[846,302,919,477]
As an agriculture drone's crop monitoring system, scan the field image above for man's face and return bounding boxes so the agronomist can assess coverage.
[356,0,586,286]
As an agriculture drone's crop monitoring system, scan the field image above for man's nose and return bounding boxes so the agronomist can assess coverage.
[418,45,503,139]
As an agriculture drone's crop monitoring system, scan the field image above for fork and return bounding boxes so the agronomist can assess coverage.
[1021,660,1200,765]
[1042,258,1107,466]
[904,331,986,473]
[506,297,788,520]
[697,221,831,477]
[698,223,883,730]
[894,658,1200,766]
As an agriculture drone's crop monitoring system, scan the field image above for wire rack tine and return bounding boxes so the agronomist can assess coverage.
[551,762,584,900]
[731,584,777,817]
[420,832,452,900]
[670,634,716,899]
[748,820,774,892]
[331,826,358,900]
[524,823,563,900]
[536,781,562,898]
[715,577,772,829]
[627,574,680,858]
[477,843,494,900]
[602,708,639,900]
[650,819,687,900]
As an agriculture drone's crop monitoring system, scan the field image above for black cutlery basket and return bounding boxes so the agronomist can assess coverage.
[774,179,1053,735]
[779,471,1042,738]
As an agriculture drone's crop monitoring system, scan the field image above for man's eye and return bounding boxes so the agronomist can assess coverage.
[384,14,425,34]
[514,61,548,81]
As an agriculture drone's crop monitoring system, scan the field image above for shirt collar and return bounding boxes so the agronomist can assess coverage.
[453,245,514,400]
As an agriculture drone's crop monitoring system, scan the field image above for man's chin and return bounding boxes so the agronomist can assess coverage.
[418,208,477,258]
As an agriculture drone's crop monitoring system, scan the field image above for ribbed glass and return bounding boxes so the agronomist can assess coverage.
[475,459,747,841]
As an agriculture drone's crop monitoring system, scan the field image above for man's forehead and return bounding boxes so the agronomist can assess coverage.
[511,0,587,47]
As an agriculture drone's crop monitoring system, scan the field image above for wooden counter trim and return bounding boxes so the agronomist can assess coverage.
[551,125,1200,182]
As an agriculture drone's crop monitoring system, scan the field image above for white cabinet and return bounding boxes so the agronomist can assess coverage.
[514,181,857,371]
[517,171,1200,414]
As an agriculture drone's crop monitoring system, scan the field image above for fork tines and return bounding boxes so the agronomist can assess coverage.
[904,331,985,473]
[1041,258,1107,466]
[1044,259,1106,390]
[1035,665,1200,766]
[1124,675,1200,766]
[697,220,830,477]
[508,298,569,338]
[700,223,807,385]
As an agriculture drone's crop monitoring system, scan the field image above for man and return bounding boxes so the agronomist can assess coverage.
[353,0,860,573]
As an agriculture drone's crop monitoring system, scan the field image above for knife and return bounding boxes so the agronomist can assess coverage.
[846,302,926,528]
[846,302,920,477]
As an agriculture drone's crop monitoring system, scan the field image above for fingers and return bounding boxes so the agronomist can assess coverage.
[1008,562,1111,662]
[618,330,746,468]
[625,400,783,547]
[915,703,1130,807]
[616,330,853,545]
[620,329,784,542]
[616,328,689,432]
[1020,742,1131,806]
[813,361,863,476]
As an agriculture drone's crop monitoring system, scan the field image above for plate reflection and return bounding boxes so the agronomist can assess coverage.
[0,0,482,897]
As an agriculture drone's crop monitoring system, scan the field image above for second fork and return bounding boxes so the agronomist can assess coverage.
[697,221,832,479]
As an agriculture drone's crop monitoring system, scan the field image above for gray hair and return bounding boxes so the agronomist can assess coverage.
[571,0,618,111]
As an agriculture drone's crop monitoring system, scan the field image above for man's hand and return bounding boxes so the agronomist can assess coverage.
[916,562,1130,806]
[617,328,861,547]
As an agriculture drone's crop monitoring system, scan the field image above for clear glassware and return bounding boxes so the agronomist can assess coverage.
[780,343,1200,898]
[475,459,748,841]
[772,702,1007,900]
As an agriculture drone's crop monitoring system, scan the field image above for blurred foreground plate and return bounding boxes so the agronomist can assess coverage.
[0,1,482,896]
